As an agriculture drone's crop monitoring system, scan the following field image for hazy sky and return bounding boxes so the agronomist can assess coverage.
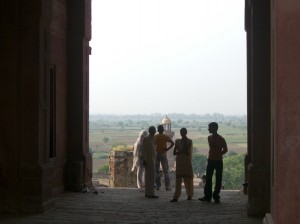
[90,0,246,115]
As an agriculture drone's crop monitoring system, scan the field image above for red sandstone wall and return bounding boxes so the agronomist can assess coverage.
[0,0,43,213]
[46,0,68,196]
[0,0,70,213]
[272,0,300,222]
[0,0,19,211]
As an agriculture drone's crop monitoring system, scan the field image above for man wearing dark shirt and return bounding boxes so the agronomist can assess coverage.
[198,122,228,203]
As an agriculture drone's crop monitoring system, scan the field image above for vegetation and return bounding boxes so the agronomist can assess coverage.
[192,154,207,177]
[223,153,245,190]
[90,113,247,155]
[98,164,109,176]
[89,113,247,189]
[112,144,133,151]
[92,150,110,159]
[103,137,110,144]
[192,152,245,190]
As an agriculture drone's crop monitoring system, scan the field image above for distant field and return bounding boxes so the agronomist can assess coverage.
[89,118,247,172]
[90,126,247,153]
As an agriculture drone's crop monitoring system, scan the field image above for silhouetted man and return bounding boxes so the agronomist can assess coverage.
[199,122,228,203]
[170,128,194,202]
[142,126,159,198]
[154,125,174,191]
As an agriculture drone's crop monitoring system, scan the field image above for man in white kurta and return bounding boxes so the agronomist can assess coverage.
[131,130,148,189]
[142,126,159,198]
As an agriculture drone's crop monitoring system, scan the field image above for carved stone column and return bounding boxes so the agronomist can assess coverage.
[66,0,92,191]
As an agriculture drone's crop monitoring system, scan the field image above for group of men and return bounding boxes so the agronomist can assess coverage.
[134,122,228,204]
[143,125,174,198]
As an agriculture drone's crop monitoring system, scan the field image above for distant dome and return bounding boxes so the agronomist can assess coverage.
[162,115,171,125]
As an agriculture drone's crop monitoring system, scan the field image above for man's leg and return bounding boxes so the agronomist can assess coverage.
[204,160,214,200]
[145,165,151,196]
[213,160,223,202]
[145,163,156,197]
[155,154,161,189]
[173,176,182,199]
[183,176,194,198]
[161,153,171,190]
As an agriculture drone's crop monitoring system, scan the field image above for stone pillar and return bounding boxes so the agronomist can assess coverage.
[109,151,136,188]
[0,0,66,213]
[66,0,92,191]
[267,0,300,223]
[244,0,252,194]
[246,0,271,217]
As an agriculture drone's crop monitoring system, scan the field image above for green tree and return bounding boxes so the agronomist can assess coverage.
[103,137,109,144]
[222,153,245,190]
[98,164,109,176]
[225,151,237,157]
[192,154,207,177]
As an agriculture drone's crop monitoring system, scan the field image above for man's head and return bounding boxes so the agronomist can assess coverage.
[208,122,218,134]
[180,127,187,138]
[148,126,156,136]
[157,125,164,133]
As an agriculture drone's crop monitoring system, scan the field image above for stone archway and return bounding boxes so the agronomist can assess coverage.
[1,1,300,223]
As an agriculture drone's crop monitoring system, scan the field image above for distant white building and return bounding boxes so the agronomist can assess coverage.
[161,115,174,139]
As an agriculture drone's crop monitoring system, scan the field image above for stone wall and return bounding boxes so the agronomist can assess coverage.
[0,0,92,213]
[109,151,136,188]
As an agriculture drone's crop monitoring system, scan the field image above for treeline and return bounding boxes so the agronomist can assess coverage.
[192,152,245,190]
[90,113,247,131]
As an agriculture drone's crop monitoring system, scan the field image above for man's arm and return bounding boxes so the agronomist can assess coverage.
[142,139,148,166]
[188,140,193,161]
[167,138,175,150]
[222,139,228,155]
[173,141,178,155]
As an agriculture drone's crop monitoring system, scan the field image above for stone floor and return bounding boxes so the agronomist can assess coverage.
[0,188,262,224]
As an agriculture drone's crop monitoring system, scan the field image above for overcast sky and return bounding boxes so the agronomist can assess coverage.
[90,0,246,115]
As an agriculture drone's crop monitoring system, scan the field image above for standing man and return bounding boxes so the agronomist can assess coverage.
[170,128,194,202]
[198,122,228,203]
[142,126,159,198]
[154,125,174,191]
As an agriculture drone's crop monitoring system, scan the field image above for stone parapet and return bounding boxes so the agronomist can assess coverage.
[109,151,136,188]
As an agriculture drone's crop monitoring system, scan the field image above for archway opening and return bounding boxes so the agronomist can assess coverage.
[89,0,247,190]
